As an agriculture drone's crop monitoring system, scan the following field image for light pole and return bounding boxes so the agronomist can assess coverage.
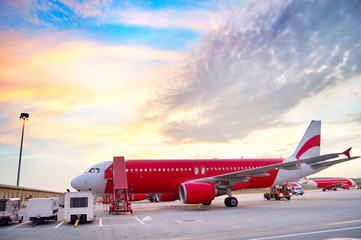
[17,113,30,187]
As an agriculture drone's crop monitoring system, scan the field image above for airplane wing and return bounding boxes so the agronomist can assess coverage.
[190,149,359,189]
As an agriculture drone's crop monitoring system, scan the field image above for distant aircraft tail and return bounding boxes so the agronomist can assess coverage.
[298,177,309,184]
[285,120,321,161]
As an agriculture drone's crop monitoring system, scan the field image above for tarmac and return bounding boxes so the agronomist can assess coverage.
[1,189,361,240]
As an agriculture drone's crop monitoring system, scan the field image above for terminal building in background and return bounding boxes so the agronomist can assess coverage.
[0,184,63,207]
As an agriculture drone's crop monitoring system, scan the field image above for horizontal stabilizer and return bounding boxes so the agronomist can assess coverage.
[310,156,360,169]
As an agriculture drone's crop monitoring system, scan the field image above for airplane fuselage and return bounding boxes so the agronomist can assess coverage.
[71,157,319,195]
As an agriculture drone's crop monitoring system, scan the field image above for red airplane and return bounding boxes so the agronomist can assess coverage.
[71,121,359,207]
[299,177,355,191]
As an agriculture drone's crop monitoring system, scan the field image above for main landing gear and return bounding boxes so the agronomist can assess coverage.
[223,188,238,207]
[224,197,238,207]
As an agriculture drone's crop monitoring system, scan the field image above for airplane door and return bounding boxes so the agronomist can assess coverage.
[104,162,113,179]
[201,166,206,175]
[194,166,199,175]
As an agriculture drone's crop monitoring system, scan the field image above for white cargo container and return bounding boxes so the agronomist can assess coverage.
[0,198,23,226]
[63,191,95,224]
[26,198,59,225]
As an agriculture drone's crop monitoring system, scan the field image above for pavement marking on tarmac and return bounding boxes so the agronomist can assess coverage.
[248,226,361,240]
[99,218,102,227]
[54,221,64,228]
[134,217,145,224]
[6,221,28,230]
[324,219,361,226]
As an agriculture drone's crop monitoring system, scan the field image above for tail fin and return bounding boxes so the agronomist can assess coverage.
[289,120,321,160]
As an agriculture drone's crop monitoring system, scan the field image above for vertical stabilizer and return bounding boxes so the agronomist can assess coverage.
[288,120,321,160]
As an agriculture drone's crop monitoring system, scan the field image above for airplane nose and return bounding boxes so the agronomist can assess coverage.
[71,176,81,190]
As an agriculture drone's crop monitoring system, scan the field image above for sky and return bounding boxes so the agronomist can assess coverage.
[0,0,360,193]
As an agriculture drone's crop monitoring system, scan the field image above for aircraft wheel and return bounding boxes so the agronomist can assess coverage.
[225,197,238,207]
[202,201,212,206]
[155,194,160,202]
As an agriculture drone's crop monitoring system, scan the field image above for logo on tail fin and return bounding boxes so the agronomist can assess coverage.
[291,120,321,160]
[296,135,320,159]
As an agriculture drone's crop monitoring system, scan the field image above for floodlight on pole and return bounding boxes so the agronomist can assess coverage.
[17,113,30,187]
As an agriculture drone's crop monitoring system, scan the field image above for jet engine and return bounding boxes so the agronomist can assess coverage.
[179,182,215,204]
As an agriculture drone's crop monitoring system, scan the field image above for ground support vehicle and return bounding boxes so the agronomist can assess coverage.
[292,186,304,195]
[264,185,292,200]
[63,191,95,226]
[0,198,23,226]
[285,182,305,196]
[26,198,59,227]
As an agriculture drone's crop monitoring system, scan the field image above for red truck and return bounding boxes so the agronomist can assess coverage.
[264,185,292,200]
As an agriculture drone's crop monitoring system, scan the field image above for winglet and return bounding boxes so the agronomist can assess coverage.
[342,147,352,159]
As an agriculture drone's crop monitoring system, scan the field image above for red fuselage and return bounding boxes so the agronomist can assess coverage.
[103,158,283,194]
[313,178,354,190]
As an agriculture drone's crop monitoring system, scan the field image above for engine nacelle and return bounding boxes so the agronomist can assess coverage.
[157,193,179,202]
[179,182,215,204]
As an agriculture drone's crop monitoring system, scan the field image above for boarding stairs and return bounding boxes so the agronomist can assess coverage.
[107,156,132,215]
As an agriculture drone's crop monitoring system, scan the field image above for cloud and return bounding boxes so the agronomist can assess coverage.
[107,7,223,32]
[0,30,183,146]
[146,0,361,143]
[60,0,112,17]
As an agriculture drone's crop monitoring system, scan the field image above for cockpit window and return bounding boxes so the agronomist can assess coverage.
[84,168,100,173]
